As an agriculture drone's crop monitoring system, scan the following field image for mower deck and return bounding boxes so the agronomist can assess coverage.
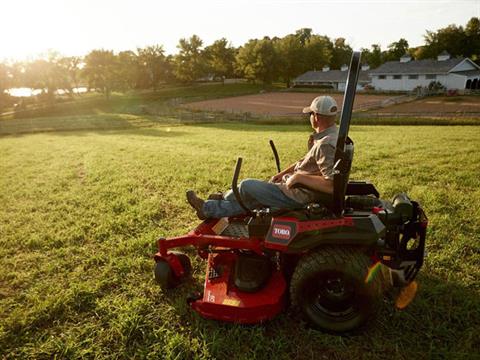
[189,252,286,324]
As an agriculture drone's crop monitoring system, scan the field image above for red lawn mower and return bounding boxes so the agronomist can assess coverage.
[153,52,428,333]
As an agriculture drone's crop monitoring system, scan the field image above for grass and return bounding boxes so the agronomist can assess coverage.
[1,122,479,359]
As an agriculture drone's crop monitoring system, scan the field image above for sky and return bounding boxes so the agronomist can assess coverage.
[1,0,478,61]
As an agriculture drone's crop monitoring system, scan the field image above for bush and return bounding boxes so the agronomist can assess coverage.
[428,81,446,91]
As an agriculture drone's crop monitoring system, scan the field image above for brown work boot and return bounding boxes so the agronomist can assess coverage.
[186,190,207,220]
[207,192,224,201]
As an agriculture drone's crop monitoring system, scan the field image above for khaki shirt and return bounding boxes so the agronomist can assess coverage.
[276,125,338,204]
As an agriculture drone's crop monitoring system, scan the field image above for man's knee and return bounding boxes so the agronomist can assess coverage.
[238,178,260,196]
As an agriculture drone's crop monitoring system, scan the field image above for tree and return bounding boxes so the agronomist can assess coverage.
[82,49,117,99]
[204,38,236,83]
[137,45,166,90]
[465,17,480,60]
[23,51,66,104]
[304,35,333,72]
[236,38,278,85]
[384,38,409,61]
[361,44,383,68]
[0,63,11,112]
[275,34,305,87]
[116,50,138,91]
[295,28,313,46]
[174,35,206,83]
[163,55,176,84]
[56,56,82,96]
[418,24,467,59]
[329,38,352,69]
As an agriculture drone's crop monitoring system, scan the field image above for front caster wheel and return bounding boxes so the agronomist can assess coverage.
[154,260,178,290]
[154,252,192,291]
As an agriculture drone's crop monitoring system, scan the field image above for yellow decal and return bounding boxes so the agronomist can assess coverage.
[222,298,241,306]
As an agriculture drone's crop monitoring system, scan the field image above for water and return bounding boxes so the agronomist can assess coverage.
[6,87,88,97]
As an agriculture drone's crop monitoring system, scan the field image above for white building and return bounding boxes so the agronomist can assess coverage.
[292,64,371,91]
[369,52,480,91]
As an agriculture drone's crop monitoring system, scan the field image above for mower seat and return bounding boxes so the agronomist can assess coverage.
[290,138,354,216]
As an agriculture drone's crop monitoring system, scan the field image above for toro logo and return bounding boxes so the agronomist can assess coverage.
[272,225,292,240]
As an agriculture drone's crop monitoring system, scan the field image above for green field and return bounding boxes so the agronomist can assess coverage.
[1,123,479,359]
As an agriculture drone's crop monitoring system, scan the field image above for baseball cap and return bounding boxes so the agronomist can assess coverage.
[302,96,338,116]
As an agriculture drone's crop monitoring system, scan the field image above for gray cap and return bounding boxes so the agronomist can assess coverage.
[302,95,338,115]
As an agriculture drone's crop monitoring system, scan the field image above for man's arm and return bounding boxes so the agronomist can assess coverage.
[270,162,297,183]
[285,173,334,194]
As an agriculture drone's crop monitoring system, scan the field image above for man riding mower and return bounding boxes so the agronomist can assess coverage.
[153,52,428,333]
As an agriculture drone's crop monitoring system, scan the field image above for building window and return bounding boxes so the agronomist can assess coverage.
[379,75,386,79]
[408,75,419,79]
[426,74,436,79]
[393,75,402,80]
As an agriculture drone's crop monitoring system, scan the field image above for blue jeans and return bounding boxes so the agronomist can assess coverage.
[203,178,304,218]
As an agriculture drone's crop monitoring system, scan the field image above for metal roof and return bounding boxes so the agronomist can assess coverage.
[294,70,371,83]
[369,57,464,75]
[451,69,480,77]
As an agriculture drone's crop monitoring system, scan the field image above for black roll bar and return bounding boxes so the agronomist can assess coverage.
[332,51,361,215]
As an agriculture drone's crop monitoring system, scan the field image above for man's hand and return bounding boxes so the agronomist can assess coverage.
[270,162,297,183]
[270,173,284,183]
[285,173,300,189]
[286,173,334,193]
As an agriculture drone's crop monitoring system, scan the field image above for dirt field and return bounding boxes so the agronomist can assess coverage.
[183,92,480,117]
[182,92,392,116]
[372,96,480,115]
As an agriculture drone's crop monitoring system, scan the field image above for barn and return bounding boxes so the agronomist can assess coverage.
[369,52,480,91]
[292,64,372,91]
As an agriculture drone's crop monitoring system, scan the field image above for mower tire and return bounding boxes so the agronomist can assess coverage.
[154,252,192,291]
[154,260,177,290]
[170,251,192,278]
[290,246,384,333]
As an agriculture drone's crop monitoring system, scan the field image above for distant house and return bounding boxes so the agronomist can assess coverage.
[292,64,371,91]
[369,51,480,91]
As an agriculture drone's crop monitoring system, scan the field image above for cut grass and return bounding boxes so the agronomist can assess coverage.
[0,123,479,359]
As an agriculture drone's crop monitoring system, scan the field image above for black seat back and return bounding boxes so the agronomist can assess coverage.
[332,138,354,215]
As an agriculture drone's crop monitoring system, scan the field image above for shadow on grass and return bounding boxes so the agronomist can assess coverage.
[47,127,186,138]
[158,270,479,359]
[1,268,477,358]
[0,114,186,138]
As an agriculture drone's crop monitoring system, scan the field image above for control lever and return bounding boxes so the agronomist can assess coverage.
[269,140,281,173]
[231,157,252,215]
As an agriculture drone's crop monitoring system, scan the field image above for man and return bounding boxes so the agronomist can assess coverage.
[187,95,339,220]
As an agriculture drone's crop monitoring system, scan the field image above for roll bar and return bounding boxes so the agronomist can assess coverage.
[332,51,361,215]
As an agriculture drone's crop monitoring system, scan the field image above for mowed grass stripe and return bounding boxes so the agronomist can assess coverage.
[0,124,479,359]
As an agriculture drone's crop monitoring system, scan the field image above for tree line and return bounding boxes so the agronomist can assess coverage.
[0,17,478,109]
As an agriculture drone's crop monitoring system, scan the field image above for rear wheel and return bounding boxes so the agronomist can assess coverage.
[290,246,384,333]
